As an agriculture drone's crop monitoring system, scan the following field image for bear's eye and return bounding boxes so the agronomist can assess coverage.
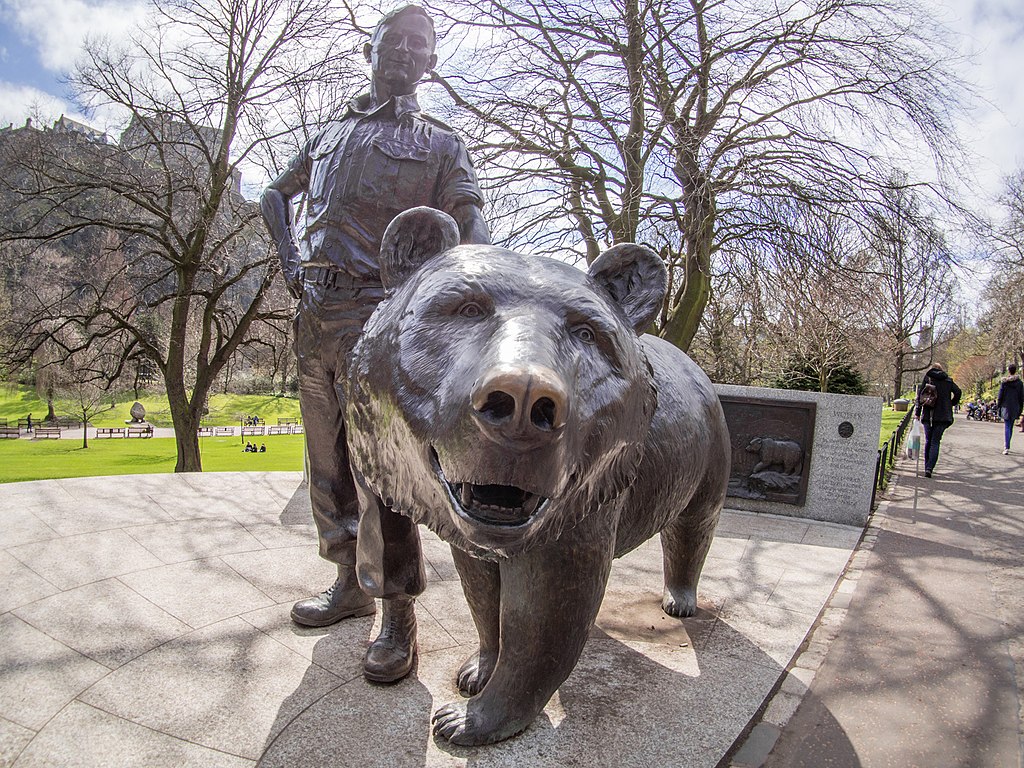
[458,302,485,319]
[571,323,596,344]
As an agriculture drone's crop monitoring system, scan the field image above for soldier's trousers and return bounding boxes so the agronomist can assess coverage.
[295,278,424,599]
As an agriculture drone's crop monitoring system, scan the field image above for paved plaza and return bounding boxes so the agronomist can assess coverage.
[0,471,859,766]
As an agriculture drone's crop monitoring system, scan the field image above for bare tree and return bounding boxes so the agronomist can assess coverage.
[0,0,357,471]
[56,379,117,449]
[860,173,957,398]
[992,168,1024,267]
[427,0,966,350]
[981,169,1024,365]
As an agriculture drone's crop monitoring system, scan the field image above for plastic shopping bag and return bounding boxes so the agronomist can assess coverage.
[907,418,921,460]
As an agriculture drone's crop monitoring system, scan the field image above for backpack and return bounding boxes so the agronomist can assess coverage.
[919,377,938,409]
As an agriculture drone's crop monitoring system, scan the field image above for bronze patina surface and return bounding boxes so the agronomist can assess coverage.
[259,6,488,680]
[346,207,731,745]
[719,395,816,506]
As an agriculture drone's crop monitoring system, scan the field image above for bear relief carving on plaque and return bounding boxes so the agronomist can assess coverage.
[344,207,731,746]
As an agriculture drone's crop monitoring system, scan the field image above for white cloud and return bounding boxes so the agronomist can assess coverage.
[935,0,1024,203]
[6,0,146,73]
[0,80,82,127]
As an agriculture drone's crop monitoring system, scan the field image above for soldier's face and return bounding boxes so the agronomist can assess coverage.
[366,14,437,95]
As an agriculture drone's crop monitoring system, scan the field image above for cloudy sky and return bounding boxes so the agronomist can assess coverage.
[1,0,1022,219]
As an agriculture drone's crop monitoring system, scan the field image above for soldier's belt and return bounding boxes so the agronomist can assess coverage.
[302,266,381,291]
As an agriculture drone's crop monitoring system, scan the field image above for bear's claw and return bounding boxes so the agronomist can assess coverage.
[456,651,497,697]
[432,701,527,746]
[662,586,697,617]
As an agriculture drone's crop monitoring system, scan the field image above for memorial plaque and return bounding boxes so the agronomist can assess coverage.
[716,384,882,526]
[720,396,816,506]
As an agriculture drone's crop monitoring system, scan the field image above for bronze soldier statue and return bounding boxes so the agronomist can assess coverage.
[260,4,489,684]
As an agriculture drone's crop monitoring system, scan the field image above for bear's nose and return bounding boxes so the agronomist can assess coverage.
[471,364,568,442]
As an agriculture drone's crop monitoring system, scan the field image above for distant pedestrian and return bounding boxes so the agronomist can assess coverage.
[996,364,1024,454]
[259,443,267,453]
[26,413,32,431]
[915,363,962,478]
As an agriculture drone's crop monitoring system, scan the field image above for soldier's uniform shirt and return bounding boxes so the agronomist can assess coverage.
[285,91,483,575]
[286,91,483,279]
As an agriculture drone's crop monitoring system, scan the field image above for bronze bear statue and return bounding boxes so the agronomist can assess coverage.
[345,207,731,746]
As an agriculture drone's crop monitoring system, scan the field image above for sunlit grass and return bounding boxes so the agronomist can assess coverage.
[0,384,300,428]
[0,434,304,484]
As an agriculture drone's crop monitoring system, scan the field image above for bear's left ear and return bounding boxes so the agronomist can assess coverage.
[380,207,461,289]
[588,244,667,334]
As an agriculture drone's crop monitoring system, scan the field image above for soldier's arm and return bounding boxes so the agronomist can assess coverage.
[450,202,490,245]
[260,163,308,299]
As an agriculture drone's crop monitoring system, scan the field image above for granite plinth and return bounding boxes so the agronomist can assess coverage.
[0,472,858,766]
[716,385,882,526]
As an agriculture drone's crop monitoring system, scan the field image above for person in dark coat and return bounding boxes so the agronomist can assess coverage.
[914,363,962,478]
[996,363,1024,454]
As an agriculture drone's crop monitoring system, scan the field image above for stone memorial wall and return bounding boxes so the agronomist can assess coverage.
[715,384,883,526]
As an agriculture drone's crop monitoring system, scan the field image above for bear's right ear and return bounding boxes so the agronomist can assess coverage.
[379,207,461,289]
[588,243,668,334]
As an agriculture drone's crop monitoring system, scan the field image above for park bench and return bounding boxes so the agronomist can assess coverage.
[126,425,153,438]
[214,426,234,437]
[290,424,304,434]
[278,418,299,425]
[266,425,289,435]
[34,426,61,439]
[197,426,214,437]
[0,426,20,439]
[96,427,126,438]
[241,425,265,436]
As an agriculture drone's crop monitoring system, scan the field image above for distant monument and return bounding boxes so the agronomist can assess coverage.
[128,402,146,423]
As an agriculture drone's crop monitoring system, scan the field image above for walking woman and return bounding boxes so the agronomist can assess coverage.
[915,363,962,478]
[996,364,1024,454]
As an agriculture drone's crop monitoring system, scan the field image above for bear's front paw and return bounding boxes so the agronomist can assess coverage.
[457,650,497,697]
[431,701,526,746]
[662,586,697,617]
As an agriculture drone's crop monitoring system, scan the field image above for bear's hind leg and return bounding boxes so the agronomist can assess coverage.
[660,486,724,618]
[451,547,500,696]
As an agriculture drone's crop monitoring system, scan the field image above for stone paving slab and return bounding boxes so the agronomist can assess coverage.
[0,472,859,767]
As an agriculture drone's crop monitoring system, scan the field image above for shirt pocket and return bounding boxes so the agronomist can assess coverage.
[358,135,433,205]
[308,130,345,207]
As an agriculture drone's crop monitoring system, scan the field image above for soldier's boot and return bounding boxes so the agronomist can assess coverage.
[290,565,375,628]
[363,597,417,683]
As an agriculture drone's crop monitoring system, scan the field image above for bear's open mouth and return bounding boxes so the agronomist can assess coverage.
[430,448,546,527]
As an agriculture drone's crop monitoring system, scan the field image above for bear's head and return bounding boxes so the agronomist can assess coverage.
[345,207,668,559]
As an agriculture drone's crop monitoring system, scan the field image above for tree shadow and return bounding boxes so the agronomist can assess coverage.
[760,422,1024,766]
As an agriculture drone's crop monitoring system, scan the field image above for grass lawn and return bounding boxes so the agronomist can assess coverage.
[0,434,305,484]
[879,407,913,448]
[0,384,300,428]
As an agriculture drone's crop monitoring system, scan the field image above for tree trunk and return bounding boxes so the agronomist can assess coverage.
[661,160,716,352]
[172,409,202,472]
[166,375,202,472]
[46,398,56,423]
[82,407,89,449]
[661,264,710,352]
[893,350,906,401]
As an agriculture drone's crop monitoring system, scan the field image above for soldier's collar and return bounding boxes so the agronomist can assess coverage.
[349,91,421,120]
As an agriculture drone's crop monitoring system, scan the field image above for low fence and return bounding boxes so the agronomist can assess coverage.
[871,409,915,508]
